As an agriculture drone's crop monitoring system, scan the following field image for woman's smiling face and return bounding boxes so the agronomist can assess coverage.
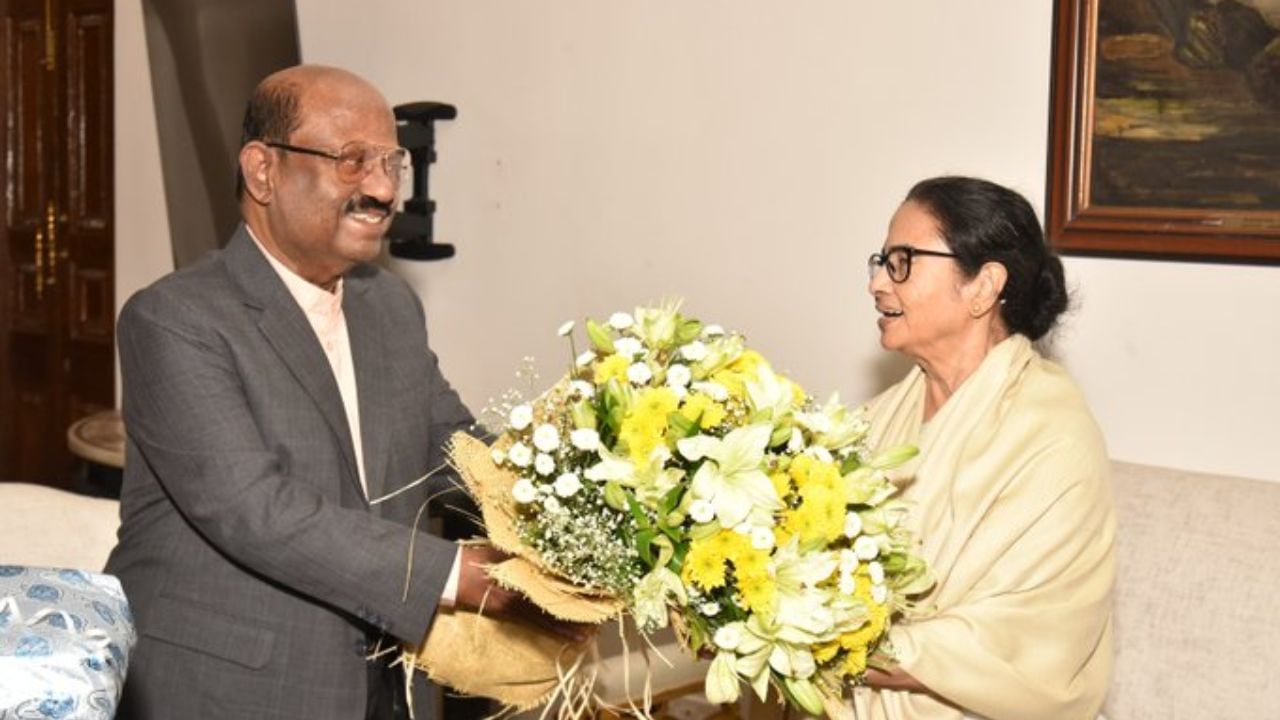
[868,201,975,364]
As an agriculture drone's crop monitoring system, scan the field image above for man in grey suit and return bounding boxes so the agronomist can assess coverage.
[106,65,577,719]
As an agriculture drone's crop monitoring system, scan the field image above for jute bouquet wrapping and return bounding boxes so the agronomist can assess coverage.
[405,302,932,716]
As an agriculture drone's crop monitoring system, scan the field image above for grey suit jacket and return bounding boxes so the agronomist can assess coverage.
[106,226,474,719]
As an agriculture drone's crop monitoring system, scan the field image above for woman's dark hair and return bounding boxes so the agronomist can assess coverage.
[905,176,1068,340]
[235,79,302,200]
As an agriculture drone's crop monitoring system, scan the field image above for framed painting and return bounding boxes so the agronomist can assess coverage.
[1046,0,1280,262]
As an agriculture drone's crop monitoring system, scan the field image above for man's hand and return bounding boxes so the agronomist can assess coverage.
[453,543,594,644]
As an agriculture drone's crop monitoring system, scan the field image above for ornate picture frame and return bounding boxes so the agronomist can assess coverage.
[1046,0,1280,262]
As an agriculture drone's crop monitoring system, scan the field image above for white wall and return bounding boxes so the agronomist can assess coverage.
[116,1,1280,481]
[114,0,174,393]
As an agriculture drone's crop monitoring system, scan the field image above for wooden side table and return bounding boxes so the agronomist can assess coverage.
[66,409,125,498]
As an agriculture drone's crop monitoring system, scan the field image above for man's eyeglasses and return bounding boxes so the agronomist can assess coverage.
[264,141,411,185]
[867,246,958,283]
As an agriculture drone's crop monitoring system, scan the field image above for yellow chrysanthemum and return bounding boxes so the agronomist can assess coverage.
[619,388,679,464]
[813,640,841,664]
[789,455,841,491]
[679,392,727,429]
[594,354,630,385]
[841,646,868,677]
[682,540,728,590]
[770,471,792,499]
[736,568,776,615]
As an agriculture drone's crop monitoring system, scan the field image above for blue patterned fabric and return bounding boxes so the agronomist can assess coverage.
[0,567,135,720]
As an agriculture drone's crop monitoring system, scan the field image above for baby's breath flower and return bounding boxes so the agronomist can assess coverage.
[557,320,576,337]
[532,424,560,452]
[535,453,556,476]
[570,380,596,399]
[614,337,643,358]
[627,362,653,385]
[512,479,538,504]
[666,363,692,388]
[609,312,634,330]
[570,428,600,452]
[838,573,856,595]
[509,404,534,431]
[844,511,863,539]
[872,584,888,604]
[490,448,506,465]
[869,561,886,585]
[576,351,597,367]
[554,472,583,498]
[508,442,533,468]
[680,341,708,362]
[854,534,881,560]
[713,624,744,651]
[700,601,721,617]
[691,381,729,402]
[702,324,725,337]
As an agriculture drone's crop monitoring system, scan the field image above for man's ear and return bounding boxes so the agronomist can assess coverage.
[239,142,274,204]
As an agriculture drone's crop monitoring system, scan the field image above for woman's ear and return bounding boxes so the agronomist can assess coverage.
[239,142,274,204]
[967,262,1008,317]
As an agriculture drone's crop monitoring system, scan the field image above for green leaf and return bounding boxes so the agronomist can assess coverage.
[603,481,629,511]
[667,411,698,440]
[626,491,650,529]
[650,535,675,568]
[769,422,794,448]
[659,485,685,515]
[637,528,658,567]
[586,319,616,354]
[870,444,919,470]
[674,319,703,346]
[570,400,597,430]
[840,453,863,475]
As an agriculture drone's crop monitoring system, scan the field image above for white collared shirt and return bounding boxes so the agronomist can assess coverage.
[247,228,460,607]
[249,231,368,498]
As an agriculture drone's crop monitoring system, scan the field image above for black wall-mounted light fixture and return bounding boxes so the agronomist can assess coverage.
[387,101,458,261]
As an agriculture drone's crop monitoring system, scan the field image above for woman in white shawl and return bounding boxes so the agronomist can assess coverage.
[848,177,1114,720]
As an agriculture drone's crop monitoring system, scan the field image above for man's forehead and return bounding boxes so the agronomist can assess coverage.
[292,84,396,144]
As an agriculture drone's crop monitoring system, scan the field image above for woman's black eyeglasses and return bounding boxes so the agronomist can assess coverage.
[867,246,958,283]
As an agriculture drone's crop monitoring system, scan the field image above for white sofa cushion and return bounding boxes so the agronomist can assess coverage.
[1106,461,1280,719]
[0,483,120,571]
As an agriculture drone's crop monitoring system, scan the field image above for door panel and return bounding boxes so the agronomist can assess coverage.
[1,0,113,486]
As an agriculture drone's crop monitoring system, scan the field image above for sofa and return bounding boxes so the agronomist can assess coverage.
[4,459,1279,718]
[1103,461,1280,719]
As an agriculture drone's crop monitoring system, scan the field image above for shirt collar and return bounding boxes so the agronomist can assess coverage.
[246,225,344,319]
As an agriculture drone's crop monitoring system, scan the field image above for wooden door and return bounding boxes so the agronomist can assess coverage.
[1,0,114,486]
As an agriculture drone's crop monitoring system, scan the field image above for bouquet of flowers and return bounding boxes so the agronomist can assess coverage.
[410,301,931,717]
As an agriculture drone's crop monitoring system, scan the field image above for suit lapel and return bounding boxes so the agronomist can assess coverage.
[344,280,392,507]
[224,227,364,499]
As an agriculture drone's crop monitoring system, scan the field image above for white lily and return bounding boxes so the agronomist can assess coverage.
[770,539,845,643]
[796,394,871,450]
[744,364,794,422]
[632,566,685,631]
[584,445,682,508]
[677,424,781,528]
[633,300,681,347]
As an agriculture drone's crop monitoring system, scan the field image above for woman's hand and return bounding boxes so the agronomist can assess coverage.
[864,665,928,693]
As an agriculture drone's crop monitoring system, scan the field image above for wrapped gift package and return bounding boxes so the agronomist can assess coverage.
[0,566,135,720]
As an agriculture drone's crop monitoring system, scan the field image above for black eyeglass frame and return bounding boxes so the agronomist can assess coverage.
[867,245,959,283]
[263,141,410,184]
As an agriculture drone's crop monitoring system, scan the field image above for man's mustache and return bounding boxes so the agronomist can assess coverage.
[344,196,393,217]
